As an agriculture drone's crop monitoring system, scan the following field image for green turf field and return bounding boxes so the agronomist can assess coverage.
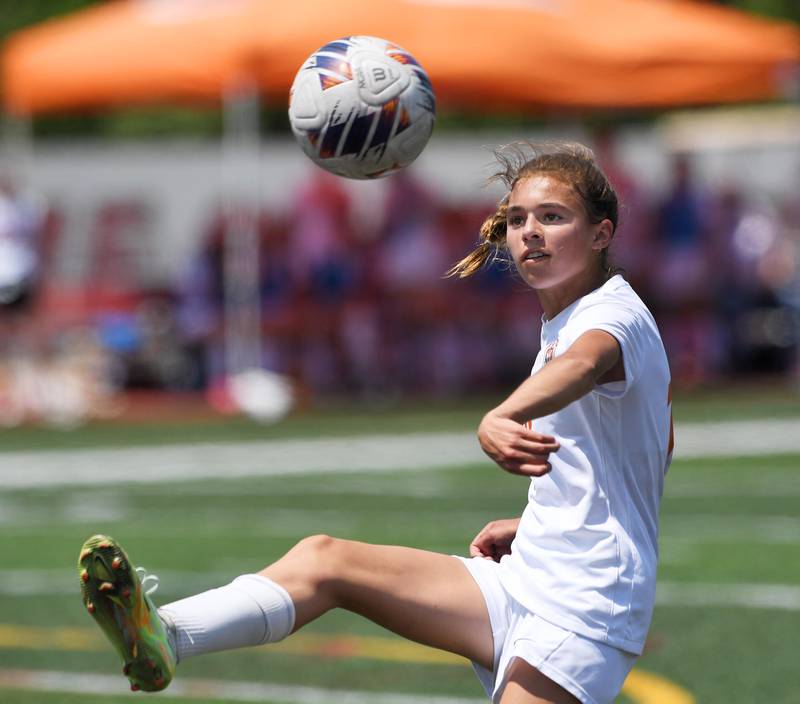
[1,388,799,703]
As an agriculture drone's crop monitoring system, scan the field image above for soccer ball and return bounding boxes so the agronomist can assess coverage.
[288,36,436,179]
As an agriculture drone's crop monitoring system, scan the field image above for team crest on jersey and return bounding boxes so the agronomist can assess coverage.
[544,339,558,364]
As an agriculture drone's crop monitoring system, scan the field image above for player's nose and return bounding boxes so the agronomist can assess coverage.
[522,215,543,241]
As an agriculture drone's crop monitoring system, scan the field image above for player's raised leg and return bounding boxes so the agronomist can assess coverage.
[162,534,495,669]
[80,533,495,692]
[260,535,495,668]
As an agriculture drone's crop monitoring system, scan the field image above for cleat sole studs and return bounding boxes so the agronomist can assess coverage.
[86,602,95,614]
[98,581,114,592]
[80,570,89,583]
[111,557,122,569]
[130,683,140,692]
[121,588,131,599]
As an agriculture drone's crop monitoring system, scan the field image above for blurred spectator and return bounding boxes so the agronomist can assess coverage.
[654,154,713,302]
[104,296,190,390]
[0,325,119,428]
[174,212,226,389]
[593,130,655,294]
[710,187,798,376]
[0,176,46,312]
[286,170,358,300]
[376,169,447,293]
[652,154,723,385]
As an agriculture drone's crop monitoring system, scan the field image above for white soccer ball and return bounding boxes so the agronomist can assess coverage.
[288,36,436,180]
[228,369,294,424]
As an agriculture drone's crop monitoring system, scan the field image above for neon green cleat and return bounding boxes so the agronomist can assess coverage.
[78,535,176,692]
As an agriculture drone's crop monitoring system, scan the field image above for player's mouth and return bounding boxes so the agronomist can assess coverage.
[522,250,549,263]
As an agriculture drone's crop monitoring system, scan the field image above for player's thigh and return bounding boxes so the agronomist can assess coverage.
[268,536,494,669]
[498,657,581,704]
[327,539,495,670]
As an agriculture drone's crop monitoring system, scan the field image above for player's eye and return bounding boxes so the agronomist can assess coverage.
[507,215,525,227]
[541,212,562,223]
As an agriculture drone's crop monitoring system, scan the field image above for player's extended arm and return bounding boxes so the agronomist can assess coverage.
[478,329,621,477]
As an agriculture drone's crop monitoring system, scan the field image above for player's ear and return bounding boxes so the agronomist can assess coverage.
[591,219,614,251]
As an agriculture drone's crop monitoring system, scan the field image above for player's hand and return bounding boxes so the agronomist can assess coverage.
[478,411,559,477]
[469,517,521,561]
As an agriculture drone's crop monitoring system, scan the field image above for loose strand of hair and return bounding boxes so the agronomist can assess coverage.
[445,244,493,278]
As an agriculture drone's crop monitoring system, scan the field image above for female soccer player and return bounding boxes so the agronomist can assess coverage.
[79,141,672,704]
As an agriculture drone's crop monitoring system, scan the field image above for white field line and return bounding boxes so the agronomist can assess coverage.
[654,582,800,611]
[2,418,800,490]
[660,515,800,544]
[2,567,799,611]
[0,668,484,704]
[673,418,800,458]
[0,432,481,489]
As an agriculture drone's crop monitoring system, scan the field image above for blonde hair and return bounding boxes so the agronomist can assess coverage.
[447,141,620,278]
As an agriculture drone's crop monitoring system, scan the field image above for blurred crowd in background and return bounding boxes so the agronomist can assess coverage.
[0,136,799,426]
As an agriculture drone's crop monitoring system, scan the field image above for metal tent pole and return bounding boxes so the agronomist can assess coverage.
[221,78,262,381]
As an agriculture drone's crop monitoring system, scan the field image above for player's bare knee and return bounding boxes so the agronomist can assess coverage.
[292,534,345,583]
[297,533,338,554]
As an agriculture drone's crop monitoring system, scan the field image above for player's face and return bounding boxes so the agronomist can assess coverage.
[505,174,609,293]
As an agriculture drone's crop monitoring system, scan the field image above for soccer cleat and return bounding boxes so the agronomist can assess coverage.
[78,535,176,692]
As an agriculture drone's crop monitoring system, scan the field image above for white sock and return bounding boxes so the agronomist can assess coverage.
[158,574,295,662]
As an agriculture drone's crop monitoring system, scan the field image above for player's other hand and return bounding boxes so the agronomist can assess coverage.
[478,411,559,477]
[470,517,521,561]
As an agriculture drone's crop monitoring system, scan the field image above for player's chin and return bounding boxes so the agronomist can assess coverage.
[513,262,539,285]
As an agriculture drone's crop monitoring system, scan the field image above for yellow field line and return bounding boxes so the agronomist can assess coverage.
[0,624,98,652]
[623,670,695,704]
[0,623,694,703]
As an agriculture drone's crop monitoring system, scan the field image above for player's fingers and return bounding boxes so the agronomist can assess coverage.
[519,429,558,445]
[498,448,553,466]
[469,542,491,558]
[469,529,492,553]
[514,461,552,477]
[502,460,552,477]
[497,428,558,452]
[512,438,560,455]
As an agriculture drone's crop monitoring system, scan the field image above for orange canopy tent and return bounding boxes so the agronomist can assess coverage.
[2,0,799,116]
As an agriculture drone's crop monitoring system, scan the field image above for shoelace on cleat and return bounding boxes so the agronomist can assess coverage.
[135,567,160,597]
[135,566,184,654]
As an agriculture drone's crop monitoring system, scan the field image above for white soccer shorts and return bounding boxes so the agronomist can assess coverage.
[456,555,637,704]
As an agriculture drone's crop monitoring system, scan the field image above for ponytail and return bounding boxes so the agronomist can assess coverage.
[446,199,508,278]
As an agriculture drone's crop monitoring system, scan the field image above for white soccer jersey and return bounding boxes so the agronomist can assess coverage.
[498,275,672,655]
